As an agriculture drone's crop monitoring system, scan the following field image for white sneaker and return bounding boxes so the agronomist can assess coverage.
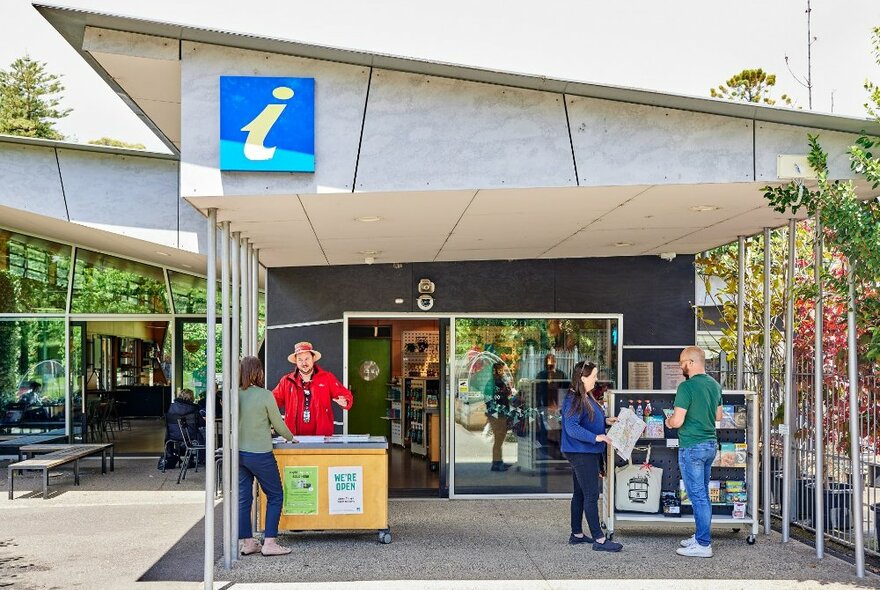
[679,535,697,548]
[676,543,713,558]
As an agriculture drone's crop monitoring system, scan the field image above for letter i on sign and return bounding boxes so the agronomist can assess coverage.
[241,86,294,161]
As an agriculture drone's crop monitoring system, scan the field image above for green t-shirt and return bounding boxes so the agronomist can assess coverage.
[238,386,294,453]
[673,373,722,449]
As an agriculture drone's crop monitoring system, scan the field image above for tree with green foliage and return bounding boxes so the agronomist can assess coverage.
[0,56,71,139]
[710,68,793,106]
[87,137,145,150]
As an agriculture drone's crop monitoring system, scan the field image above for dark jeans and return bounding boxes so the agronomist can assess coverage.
[239,451,283,539]
[568,452,604,539]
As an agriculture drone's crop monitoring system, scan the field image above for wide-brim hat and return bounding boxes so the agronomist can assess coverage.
[288,341,322,364]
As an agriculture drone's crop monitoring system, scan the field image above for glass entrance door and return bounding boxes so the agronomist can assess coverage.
[451,316,620,496]
[175,318,223,412]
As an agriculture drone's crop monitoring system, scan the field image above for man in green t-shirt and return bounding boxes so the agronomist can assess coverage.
[664,346,722,558]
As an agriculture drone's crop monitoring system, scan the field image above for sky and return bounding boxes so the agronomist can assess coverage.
[1,0,878,153]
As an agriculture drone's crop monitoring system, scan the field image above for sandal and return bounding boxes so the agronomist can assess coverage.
[240,539,262,555]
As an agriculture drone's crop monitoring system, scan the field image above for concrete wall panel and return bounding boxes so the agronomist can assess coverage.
[755,122,858,181]
[568,96,754,185]
[356,70,575,191]
[180,41,369,197]
[58,149,179,247]
[0,143,68,220]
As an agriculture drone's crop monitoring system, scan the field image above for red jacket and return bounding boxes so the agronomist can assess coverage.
[272,365,354,436]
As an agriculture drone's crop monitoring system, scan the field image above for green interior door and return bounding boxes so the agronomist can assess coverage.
[347,338,391,436]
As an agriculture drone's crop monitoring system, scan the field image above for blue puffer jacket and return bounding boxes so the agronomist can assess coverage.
[560,393,607,454]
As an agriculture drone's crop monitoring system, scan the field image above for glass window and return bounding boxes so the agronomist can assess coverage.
[180,320,223,400]
[71,249,169,314]
[168,270,223,315]
[0,319,67,435]
[453,317,619,495]
[0,229,72,313]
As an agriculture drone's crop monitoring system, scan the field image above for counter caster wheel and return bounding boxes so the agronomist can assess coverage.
[379,529,392,544]
[747,535,756,545]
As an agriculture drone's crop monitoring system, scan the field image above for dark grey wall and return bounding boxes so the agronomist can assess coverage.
[266,256,696,388]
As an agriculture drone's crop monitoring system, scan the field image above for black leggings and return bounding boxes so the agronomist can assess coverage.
[568,452,603,539]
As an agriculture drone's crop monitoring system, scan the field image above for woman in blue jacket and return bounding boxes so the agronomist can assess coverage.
[561,360,623,552]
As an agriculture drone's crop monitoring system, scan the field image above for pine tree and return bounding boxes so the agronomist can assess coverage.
[709,68,793,106]
[0,55,71,139]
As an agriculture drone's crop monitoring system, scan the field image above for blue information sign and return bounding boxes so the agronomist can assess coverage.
[219,76,315,172]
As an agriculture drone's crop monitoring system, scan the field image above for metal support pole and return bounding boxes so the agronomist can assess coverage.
[762,227,772,535]
[813,215,824,558]
[241,239,250,359]
[220,222,232,568]
[736,235,746,390]
[847,264,865,577]
[782,218,796,542]
[203,209,217,590]
[250,244,259,354]
[230,234,241,558]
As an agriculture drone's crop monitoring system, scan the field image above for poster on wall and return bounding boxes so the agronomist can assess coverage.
[628,361,653,389]
[328,466,364,515]
[283,466,318,515]
[661,362,686,390]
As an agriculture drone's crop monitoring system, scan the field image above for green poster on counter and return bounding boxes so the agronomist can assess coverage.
[283,466,319,515]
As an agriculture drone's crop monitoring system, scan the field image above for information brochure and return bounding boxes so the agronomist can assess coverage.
[606,407,647,461]
[283,466,318,515]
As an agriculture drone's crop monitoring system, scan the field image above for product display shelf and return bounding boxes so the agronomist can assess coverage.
[604,389,760,545]
[384,380,404,447]
[406,378,427,456]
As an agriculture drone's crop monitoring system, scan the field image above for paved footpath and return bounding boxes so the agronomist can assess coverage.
[0,458,876,590]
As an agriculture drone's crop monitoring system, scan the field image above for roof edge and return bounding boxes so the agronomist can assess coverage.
[35,3,879,137]
[0,133,178,160]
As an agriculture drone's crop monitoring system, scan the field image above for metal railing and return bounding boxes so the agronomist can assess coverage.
[708,361,880,556]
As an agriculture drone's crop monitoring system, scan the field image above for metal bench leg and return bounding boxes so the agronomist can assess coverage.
[8,467,13,500]
[43,469,49,499]
[110,446,115,472]
[101,451,107,475]
[74,460,80,485]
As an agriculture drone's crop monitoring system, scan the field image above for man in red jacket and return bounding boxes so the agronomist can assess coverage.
[272,341,354,436]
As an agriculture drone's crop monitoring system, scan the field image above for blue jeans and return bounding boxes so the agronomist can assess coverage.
[239,451,283,539]
[679,440,716,547]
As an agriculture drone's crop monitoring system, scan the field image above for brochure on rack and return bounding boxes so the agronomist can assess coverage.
[606,407,647,461]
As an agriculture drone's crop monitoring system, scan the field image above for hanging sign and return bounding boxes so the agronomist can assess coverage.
[328,466,363,515]
[283,466,318,515]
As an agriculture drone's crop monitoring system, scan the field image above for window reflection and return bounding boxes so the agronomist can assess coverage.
[168,270,219,314]
[0,319,67,435]
[453,318,618,495]
[0,229,71,313]
[71,249,169,314]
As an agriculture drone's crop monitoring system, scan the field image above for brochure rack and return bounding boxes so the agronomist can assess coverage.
[604,389,759,545]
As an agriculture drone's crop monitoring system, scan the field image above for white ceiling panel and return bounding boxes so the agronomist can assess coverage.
[545,227,704,258]
[301,190,474,240]
[435,247,546,262]
[188,195,307,223]
[590,183,768,230]
[466,185,648,217]
[321,236,447,265]
[447,212,584,250]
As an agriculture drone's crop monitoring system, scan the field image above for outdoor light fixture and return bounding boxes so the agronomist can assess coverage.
[614,242,633,247]
[659,252,677,262]
[394,298,404,304]
[155,250,171,256]
[354,215,383,223]
[689,205,719,212]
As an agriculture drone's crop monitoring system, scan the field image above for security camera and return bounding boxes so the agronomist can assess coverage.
[417,294,434,311]
[418,278,435,294]
[659,252,677,262]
